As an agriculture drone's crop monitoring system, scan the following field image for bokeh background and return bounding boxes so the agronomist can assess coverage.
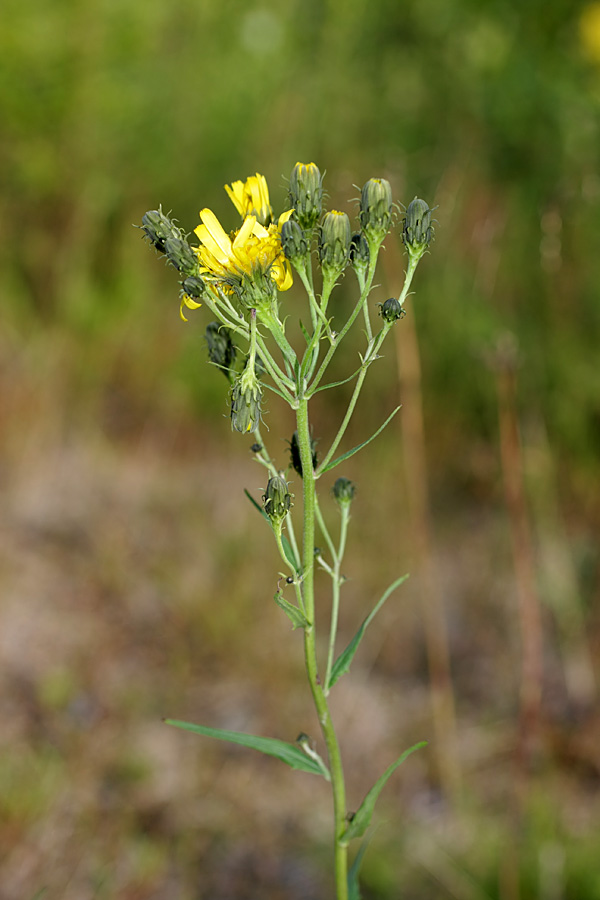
[2,1,600,898]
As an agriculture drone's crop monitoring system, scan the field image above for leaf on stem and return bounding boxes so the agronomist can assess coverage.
[244,488,299,573]
[327,574,408,690]
[308,365,363,396]
[318,406,401,476]
[274,588,311,630]
[165,719,329,778]
[341,742,427,845]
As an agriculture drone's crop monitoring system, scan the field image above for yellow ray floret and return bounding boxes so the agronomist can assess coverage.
[194,207,293,291]
[225,173,273,225]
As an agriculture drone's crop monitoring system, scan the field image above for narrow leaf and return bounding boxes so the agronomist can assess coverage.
[341,742,427,844]
[244,488,269,521]
[309,365,362,395]
[244,489,300,573]
[274,589,311,630]
[318,406,401,476]
[165,719,329,778]
[327,575,409,690]
[347,839,370,900]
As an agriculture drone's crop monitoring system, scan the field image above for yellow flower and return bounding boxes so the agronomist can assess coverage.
[194,208,293,292]
[225,173,273,226]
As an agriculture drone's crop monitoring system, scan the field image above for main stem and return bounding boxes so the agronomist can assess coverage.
[296,398,348,900]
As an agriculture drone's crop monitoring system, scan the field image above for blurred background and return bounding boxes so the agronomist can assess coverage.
[1,0,600,897]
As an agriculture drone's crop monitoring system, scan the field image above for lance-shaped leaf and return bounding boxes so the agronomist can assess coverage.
[341,742,427,845]
[244,488,299,573]
[318,406,401,476]
[274,588,311,630]
[327,574,409,691]
[165,719,330,779]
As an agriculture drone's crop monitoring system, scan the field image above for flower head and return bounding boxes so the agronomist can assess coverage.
[225,173,273,226]
[194,207,293,296]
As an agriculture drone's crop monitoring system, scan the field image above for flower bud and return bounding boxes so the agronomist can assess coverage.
[402,197,434,259]
[230,377,262,433]
[289,162,323,230]
[205,322,237,374]
[289,430,318,478]
[349,232,370,278]
[359,178,393,246]
[164,237,198,276]
[182,275,206,299]
[141,209,181,253]
[319,211,351,277]
[281,218,309,264]
[263,473,292,522]
[332,477,356,508]
[378,297,405,324]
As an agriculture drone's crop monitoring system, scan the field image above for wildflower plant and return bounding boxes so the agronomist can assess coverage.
[141,166,435,899]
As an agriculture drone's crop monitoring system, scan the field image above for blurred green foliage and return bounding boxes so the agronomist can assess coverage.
[2,0,600,485]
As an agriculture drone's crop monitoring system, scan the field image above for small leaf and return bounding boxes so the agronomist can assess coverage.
[318,406,401,475]
[165,719,329,779]
[327,575,409,690]
[347,836,373,900]
[309,365,362,395]
[341,742,427,844]
[274,589,311,630]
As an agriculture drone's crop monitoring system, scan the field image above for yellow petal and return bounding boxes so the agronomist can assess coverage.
[198,208,232,258]
[225,180,245,217]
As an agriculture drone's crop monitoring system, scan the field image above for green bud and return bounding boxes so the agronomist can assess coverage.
[359,178,393,245]
[319,211,351,276]
[332,477,356,507]
[182,275,206,299]
[289,430,318,478]
[289,162,323,230]
[230,377,262,433]
[281,218,309,264]
[349,232,370,278]
[263,473,292,522]
[402,197,434,258]
[378,297,406,324]
[205,322,236,375]
[164,237,198,276]
[141,209,181,254]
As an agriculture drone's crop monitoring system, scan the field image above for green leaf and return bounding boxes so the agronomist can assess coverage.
[244,488,300,573]
[309,365,362,395]
[341,742,427,845]
[244,487,269,521]
[273,589,311,630]
[318,406,401,475]
[165,719,330,779]
[327,575,409,690]
[347,839,370,900]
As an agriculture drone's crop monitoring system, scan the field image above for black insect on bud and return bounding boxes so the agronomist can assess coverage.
[141,209,181,254]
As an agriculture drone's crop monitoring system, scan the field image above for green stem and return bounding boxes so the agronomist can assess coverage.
[296,398,348,900]
[325,505,349,693]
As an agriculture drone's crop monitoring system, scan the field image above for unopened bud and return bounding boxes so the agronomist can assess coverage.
[230,378,262,433]
[141,209,181,254]
[164,237,198,276]
[332,477,356,508]
[349,232,370,276]
[289,162,323,230]
[281,218,309,264]
[263,473,292,522]
[319,211,351,276]
[359,178,393,246]
[402,198,434,259]
[205,322,236,374]
[378,297,405,324]
[289,430,318,478]
[182,275,205,299]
